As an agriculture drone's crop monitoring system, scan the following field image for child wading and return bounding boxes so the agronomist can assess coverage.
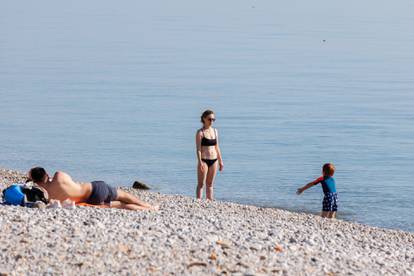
[297,163,338,218]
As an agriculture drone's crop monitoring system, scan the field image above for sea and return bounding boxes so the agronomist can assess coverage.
[1,0,413,232]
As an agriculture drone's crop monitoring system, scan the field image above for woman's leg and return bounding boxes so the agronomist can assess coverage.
[197,162,208,199]
[205,162,218,200]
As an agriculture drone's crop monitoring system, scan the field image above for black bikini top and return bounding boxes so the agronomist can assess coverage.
[201,128,217,147]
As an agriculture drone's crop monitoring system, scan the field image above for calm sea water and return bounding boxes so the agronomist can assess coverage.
[1,0,413,232]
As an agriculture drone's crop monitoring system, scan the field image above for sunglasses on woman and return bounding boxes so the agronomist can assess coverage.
[208,118,216,122]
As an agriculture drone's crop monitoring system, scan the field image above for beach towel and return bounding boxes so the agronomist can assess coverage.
[76,202,110,208]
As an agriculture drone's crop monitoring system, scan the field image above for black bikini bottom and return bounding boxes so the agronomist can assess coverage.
[202,159,218,167]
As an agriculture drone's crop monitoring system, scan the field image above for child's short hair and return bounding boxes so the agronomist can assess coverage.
[322,163,335,177]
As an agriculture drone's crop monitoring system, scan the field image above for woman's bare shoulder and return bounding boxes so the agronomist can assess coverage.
[196,128,203,135]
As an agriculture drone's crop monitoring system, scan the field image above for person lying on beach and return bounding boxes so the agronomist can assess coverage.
[296,163,338,218]
[27,167,158,211]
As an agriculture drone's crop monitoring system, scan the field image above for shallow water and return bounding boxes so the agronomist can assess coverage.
[1,0,413,232]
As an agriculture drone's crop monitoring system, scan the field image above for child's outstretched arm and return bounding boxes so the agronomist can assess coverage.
[296,177,323,195]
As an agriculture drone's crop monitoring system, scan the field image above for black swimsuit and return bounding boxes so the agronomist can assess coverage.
[201,129,218,167]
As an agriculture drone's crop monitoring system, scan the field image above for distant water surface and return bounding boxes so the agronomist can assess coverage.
[1,0,413,231]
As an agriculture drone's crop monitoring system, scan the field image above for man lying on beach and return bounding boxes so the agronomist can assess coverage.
[27,167,158,211]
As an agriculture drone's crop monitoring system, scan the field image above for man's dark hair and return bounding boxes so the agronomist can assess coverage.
[29,167,47,183]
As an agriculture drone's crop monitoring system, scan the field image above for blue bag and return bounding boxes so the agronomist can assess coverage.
[2,184,26,206]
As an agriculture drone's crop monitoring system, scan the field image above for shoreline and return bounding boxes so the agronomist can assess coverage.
[1,167,413,275]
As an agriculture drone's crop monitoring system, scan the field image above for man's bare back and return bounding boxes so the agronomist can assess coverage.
[28,167,158,211]
[41,171,92,203]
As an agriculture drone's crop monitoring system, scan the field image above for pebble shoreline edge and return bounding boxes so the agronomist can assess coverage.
[0,168,413,275]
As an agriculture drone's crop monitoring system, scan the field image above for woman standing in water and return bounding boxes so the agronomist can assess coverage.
[195,110,224,200]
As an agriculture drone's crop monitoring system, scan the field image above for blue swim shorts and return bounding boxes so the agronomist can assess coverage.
[87,181,118,205]
[322,192,338,212]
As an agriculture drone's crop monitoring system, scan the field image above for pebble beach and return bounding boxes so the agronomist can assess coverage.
[0,168,413,275]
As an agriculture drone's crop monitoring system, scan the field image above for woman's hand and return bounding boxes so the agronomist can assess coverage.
[219,161,224,172]
[198,162,205,174]
[296,188,304,195]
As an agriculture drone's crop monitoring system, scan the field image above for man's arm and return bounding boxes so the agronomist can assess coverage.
[297,177,323,195]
